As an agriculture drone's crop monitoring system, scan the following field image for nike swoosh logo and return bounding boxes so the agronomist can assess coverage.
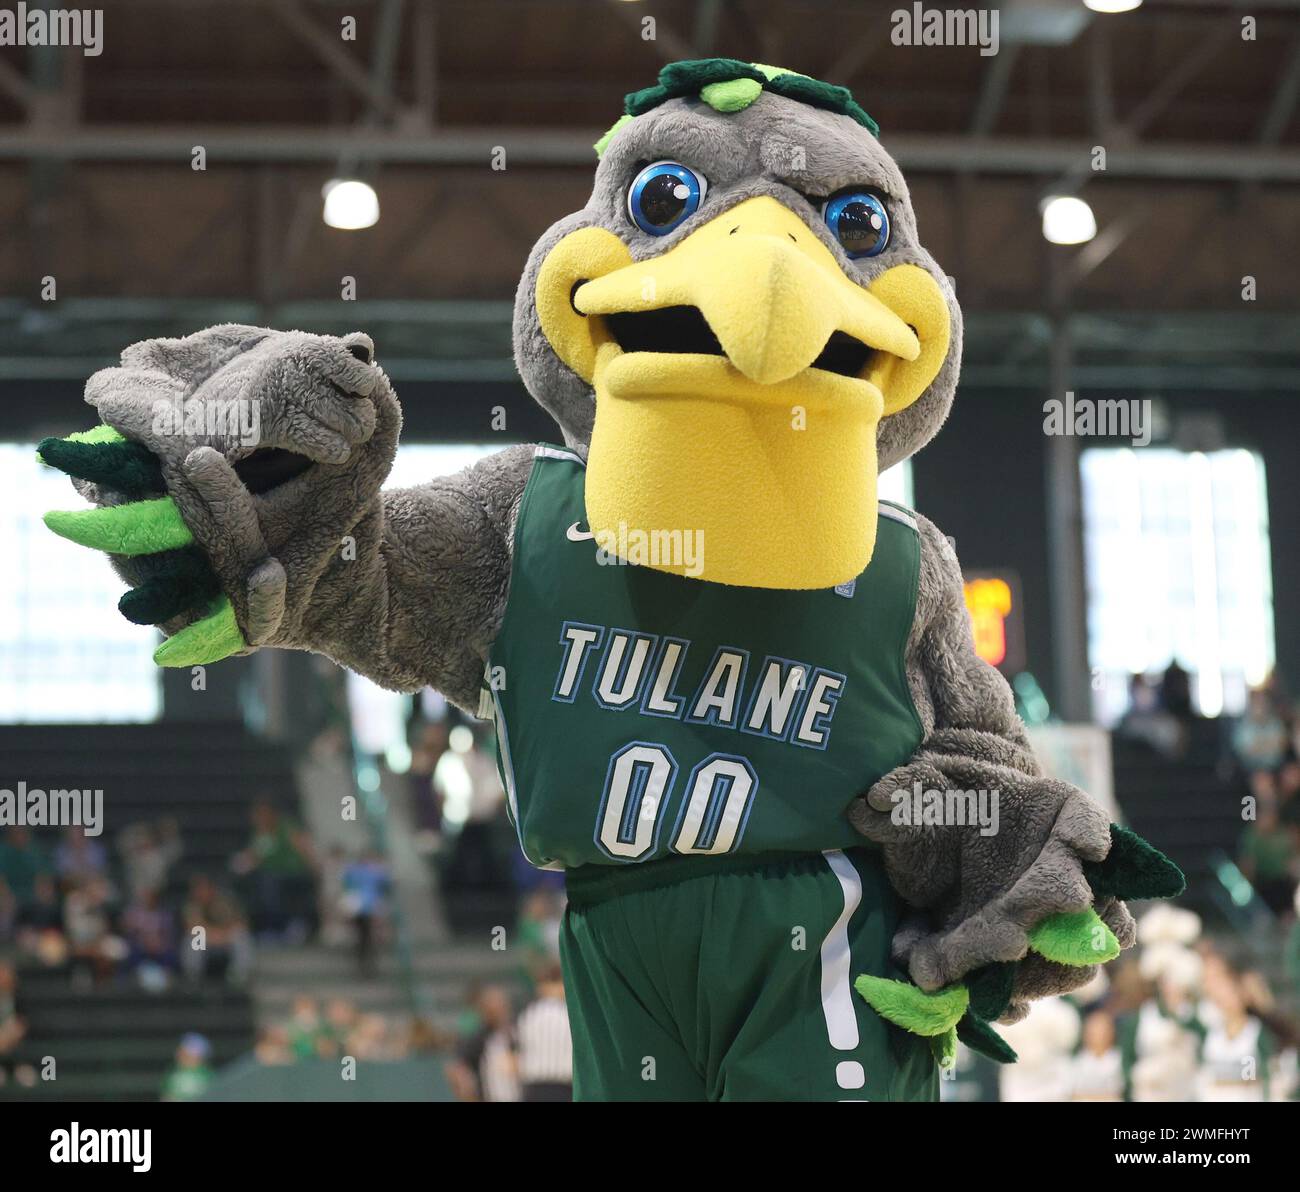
[566,522,595,542]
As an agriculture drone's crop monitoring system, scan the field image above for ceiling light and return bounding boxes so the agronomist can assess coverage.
[322,179,379,230]
[1083,0,1143,14]
[1040,194,1097,245]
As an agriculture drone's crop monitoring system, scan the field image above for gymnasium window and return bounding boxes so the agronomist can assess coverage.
[1081,447,1275,724]
[0,442,162,723]
[879,461,913,509]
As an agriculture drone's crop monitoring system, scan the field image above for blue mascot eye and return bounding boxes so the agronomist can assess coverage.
[823,190,890,258]
[627,161,707,236]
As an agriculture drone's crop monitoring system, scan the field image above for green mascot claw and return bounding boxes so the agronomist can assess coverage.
[118,547,223,625]
[856,972,1021,1065]
[38,428,164,497]
[931,1026,958,1071]
[44,496,193,556]
[854,974,969,1036]
[957,1013,1018,1064]
[152,597,246,667]
[1085,823,1186,902]
[42,421,237,657]
[1027,907,1120,966]
[967,962,1017,1021]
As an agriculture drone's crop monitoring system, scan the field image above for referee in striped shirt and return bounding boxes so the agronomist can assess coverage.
[516,963,573,1102]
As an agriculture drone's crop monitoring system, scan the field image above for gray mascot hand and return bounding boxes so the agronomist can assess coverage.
[850,727,1138,1021]
[40,324,399,666]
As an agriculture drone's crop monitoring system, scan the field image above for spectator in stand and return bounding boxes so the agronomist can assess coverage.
[1237,801,1298,915]
[1288,886,1300,993]
[349,1012,396,1061]
[1197,953,1277,1101]
[118,819,183,901]
[122,887,177,990]
[340,849,391,976]
[0,960,35,1089]
[230,801,316,941]
[1069,1008,1124,1102]
[160,1033,215,1102]
[438,724,508,891]
[286,994,327,1059]
[14,873,67,966]
[0,879,14,947]
[0,828,54,913]
[1159,660,1194,722]
[320,997,361,1058]
[446,984,520,1103]
[1117,673,1185,760]
[254,1023,293,1066]
[516,887,564,991]
[408,718,450,851]
[55,825,108,887]
[181,874,252,985]
[1233,687,1293,803]
[516,961,573,1102]
[63,875,124,988]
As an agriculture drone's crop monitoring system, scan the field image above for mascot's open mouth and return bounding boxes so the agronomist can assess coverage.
[233,447,315,495]
[604,306,877,380]
[539,196,948,409]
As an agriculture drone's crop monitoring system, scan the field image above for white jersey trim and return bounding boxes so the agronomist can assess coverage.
[534,445,586,466]
[491,684,565,871]
[820,849,867,1095]
[877,501,918,533]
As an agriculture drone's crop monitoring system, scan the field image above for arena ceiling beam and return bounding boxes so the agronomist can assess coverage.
[0,127,1297,181]
[2,301,1297,390]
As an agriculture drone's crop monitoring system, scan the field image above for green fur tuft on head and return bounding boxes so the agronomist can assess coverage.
[595,57,880,158]
[699,76,763,113]
[593,113,634,157]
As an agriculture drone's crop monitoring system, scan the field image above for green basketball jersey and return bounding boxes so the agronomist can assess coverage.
[486,445,924,870]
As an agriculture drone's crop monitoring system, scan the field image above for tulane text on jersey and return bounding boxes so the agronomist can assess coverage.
[553,624,846,749]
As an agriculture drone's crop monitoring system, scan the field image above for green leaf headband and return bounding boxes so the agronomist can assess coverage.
[596,58,880,157]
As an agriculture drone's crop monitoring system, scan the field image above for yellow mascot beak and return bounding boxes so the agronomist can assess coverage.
[535,195,951,589]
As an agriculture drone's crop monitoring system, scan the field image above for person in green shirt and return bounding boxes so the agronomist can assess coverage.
[0,828,54,909]
[160,1033,214,1102]
[1238,803,1298,914]
[231,802,316,939]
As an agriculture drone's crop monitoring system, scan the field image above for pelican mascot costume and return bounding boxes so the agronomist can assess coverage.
[41,60,1181,1101]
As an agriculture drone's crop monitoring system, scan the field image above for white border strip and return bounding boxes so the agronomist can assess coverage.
[534,445,585,466]
[878,502,918,532]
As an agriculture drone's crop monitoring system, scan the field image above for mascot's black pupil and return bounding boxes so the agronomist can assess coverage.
[836,200,884,254]
[640,173,691,226]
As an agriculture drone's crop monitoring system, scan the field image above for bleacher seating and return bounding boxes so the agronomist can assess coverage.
[0,720,299,1101]
[1112,717,1248,914]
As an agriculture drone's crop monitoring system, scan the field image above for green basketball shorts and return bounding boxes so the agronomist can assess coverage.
[559,848,939,1102]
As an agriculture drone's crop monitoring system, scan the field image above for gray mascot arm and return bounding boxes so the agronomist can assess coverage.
[40,325,529,711]
[851,515,1137,1021]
